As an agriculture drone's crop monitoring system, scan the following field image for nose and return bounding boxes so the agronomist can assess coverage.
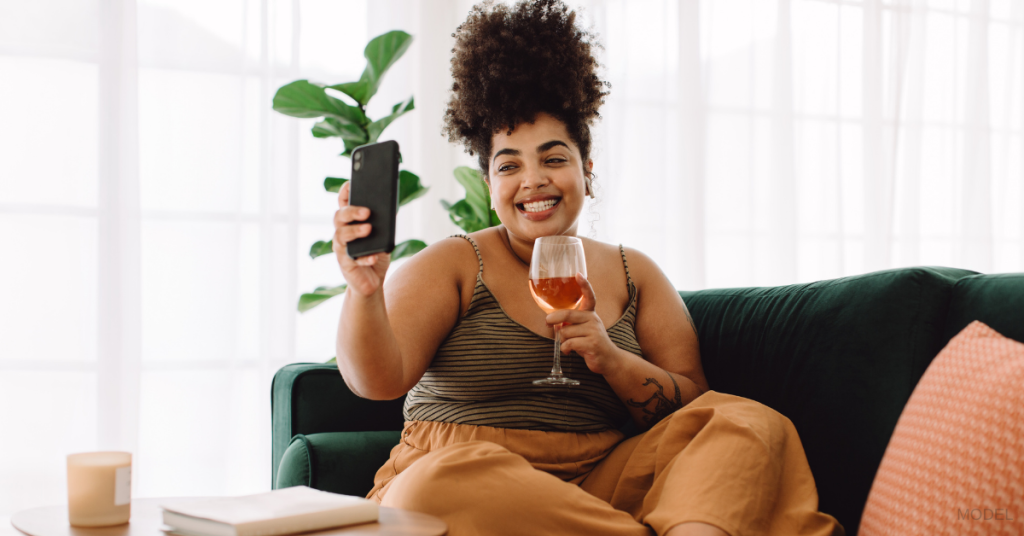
[520,161,550,190]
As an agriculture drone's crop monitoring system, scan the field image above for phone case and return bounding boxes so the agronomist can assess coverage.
[346,140,400,259]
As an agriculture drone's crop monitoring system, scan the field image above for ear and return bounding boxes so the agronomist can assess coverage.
[586,159,594,174]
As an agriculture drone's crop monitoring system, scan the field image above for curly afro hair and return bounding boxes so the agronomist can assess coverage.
[442,0,609,176]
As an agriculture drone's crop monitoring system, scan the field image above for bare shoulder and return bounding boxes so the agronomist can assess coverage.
[580,237,627,262]
[386,236,479,289]
[420,235,481,266]
[620,246,698,335]
[618,246,670,290]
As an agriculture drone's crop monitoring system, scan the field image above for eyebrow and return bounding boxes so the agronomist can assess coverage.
[492,140,570,163]
[492,148,520,162]
[537,140,570,153]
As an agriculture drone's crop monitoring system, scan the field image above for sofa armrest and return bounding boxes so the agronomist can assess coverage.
[271,363,406,487]
[276,431,402,496]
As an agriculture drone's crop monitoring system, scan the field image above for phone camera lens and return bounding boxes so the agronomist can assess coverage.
[354,162,362,171]
[354,152,362,161]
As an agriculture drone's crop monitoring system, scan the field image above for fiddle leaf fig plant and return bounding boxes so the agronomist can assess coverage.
[441,167,501,233]
[272,30,427,314]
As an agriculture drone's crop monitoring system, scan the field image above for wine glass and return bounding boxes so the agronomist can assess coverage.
[528,236,586,386]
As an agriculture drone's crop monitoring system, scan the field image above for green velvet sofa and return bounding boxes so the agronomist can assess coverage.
[271,266,1024,535]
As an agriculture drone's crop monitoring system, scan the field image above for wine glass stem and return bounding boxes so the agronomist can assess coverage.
[551,323,563,376]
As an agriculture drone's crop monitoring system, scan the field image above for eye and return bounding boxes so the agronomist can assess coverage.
[497,162,517,172]
[546,157,567,165]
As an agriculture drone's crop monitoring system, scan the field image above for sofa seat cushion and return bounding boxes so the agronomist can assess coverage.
[276,431,402,497]
[859,321,1024,534]
[678,266,976,535]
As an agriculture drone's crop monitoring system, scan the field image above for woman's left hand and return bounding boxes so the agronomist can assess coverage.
[546,273,626,376]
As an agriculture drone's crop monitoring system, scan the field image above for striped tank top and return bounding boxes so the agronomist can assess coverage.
[402,235,640,433]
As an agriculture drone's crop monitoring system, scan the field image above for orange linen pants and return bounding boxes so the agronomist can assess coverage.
[368,391,844,536]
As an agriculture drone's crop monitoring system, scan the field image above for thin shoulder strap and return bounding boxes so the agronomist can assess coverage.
[451,234,483,276]
[618,244,634,290]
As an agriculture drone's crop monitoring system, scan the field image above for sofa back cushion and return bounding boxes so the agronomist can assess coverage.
[678,266,976,536]
[942,273,1024,345]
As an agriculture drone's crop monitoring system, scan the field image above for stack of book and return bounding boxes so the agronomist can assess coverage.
[160,486,379,536]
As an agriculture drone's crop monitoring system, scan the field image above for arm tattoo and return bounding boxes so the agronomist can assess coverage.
[626,373,683,427]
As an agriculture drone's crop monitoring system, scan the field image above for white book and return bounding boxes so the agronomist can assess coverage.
[160,486,379,536]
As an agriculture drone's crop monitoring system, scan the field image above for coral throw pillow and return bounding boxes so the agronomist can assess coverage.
[859,321,1024,535]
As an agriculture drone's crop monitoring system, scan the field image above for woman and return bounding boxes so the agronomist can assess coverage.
[332,2,844,535]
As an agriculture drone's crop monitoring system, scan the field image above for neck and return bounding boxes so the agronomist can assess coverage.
[502,225,579,266]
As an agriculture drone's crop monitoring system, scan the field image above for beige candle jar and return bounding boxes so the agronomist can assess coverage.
[66,452,132,527]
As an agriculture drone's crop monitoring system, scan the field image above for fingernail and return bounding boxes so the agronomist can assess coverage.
[361,208,370,217]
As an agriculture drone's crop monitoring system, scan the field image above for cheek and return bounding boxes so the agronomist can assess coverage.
[490,181,516,203]
[558,174,586,200]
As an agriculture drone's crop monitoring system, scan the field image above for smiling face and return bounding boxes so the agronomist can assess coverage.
[488,113,592,242]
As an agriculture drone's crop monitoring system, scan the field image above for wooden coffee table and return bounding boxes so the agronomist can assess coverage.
[11,498,446,536]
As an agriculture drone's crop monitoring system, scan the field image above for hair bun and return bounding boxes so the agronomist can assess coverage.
[442,0,609,174]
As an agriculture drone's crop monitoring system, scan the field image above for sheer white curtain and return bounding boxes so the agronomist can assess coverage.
[0,0,381,519]
[2,0,1022,522]
[584,0,1024,289]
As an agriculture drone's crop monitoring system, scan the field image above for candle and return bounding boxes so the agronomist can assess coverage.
[66,451,132,527]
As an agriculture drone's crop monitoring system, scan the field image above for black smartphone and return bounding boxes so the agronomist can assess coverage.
[346,140,400,259]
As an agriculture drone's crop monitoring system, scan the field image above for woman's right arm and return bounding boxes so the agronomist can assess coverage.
[331,182,465,400]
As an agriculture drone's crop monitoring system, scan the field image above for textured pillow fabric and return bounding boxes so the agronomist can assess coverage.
[859,321,1024,535]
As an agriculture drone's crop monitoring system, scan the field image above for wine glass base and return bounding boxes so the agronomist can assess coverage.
[533,376,580,386]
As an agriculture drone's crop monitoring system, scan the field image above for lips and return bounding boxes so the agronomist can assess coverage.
[515,196,562,220]
[520,198,559,213]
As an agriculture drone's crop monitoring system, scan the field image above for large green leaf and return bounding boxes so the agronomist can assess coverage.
[273,80,368,126]
[440,166,500,233]
[367,97,414,143]
[311,119,340,138]
[312,117,368,143]
[328,81,369,105]
[298,284,347,313]
[441,198,488,233]
[329,31,412,105]
[324,177,348,193]
[309,240,333,259]
[392,239,427,260]
[440,199,470,220]
[398,170,428,207]
[452,166,491,225]
[341,139,362,157]
[364,31,413,95]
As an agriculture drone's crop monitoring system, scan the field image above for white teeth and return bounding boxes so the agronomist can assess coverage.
[522,199,558,213]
